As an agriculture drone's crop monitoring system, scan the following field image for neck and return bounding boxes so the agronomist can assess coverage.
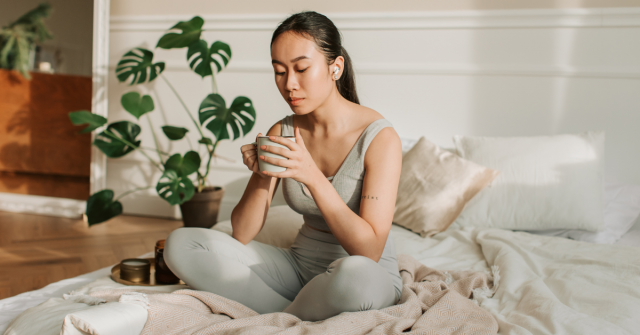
[305,86,352,136]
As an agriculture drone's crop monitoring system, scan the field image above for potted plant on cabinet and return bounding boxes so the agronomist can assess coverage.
[70,16,256,228]
[0,3,52,79]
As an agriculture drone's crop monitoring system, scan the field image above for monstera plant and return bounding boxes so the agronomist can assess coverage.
[70,16,256,226]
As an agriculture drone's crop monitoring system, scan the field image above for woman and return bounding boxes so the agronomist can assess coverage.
[165,11,403,322]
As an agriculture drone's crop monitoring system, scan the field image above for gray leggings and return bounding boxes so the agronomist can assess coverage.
[164,223,402,321]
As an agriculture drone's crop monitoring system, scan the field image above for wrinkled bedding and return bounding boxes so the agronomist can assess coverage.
[73,255,498,335]
[3,225,640,334]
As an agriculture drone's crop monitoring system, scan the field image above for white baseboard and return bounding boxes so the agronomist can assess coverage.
[0,192,85,219]
[119,193,241,221]
[0,191,243,222]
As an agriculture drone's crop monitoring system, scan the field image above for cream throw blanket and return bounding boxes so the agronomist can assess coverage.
[86,254,498,335]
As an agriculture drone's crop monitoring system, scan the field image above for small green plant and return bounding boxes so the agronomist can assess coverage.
[70,16,256,226]
[0,3,53,79]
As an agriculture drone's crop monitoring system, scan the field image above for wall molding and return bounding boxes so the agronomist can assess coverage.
[109,8,640,79]
[109,60,640,79]
[110,7,640,32]
[92,0,110,194]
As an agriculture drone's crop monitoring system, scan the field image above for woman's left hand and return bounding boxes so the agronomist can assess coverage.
[259,126,322,186]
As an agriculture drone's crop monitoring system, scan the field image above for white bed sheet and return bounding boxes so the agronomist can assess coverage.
[2,220,640,334]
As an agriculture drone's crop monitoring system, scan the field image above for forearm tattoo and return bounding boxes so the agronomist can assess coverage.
[361,194,378,200]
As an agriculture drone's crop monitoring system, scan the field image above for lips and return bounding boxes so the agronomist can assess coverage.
[289,97,304,105]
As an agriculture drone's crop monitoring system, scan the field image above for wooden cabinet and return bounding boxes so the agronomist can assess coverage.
[0,69,92,200]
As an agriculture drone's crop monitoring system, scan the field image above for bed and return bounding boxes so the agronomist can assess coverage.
[3,133,640,334]
[2,211,639,334]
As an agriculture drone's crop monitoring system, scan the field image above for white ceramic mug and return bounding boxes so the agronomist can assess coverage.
[251,136,296,173]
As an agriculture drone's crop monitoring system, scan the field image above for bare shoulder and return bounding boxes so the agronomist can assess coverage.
[266,119,283,136]
[360,107,401,166]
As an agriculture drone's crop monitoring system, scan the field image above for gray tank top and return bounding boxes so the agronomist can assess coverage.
[280,114,395,232]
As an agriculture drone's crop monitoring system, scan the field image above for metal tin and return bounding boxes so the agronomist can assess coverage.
[155,239,180,284]
[119,258,151,283]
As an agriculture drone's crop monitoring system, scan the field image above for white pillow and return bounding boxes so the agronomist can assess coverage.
[522,180,640,244]
[451,131,605,231]
[213,205,303,248]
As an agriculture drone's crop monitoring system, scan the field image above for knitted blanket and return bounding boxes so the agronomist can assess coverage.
[88,254,498,335]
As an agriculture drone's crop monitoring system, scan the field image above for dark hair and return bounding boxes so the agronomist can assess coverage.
[270,11,359,105]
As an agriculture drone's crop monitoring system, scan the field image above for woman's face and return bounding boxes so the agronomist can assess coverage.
[271,32,339,114]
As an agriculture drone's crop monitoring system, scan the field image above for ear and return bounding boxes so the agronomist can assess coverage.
[330,56,345,77]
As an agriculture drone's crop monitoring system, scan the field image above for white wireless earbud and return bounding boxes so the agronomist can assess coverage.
[333,67,339,79]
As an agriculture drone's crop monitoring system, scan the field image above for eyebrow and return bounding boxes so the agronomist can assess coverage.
[271,55,310,65]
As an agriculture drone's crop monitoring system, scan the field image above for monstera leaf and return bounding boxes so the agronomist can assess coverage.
[94,121,141,158]
[187,40,231,78]
[164,151,201,177]
[161,126,189,140]
[156,16,204,49]
[121,92,154,119]
[68,110,107,133]
[199,94,255,142]
[156,169,195,205]
[116,48,165,85]
[85,189,123,226]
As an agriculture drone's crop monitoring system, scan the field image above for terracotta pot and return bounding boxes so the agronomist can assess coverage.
[179,186,225,228]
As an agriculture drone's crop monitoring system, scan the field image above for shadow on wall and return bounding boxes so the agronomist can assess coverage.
[0,70,92,200]
[466,10,640,184]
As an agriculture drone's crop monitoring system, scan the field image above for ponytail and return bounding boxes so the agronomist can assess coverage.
[336,46,359,105]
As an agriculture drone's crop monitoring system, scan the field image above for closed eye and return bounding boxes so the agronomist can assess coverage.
[274,67,309,76]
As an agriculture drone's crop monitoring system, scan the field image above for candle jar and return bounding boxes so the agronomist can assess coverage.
[120,258,151,283]
[155,239,180,284]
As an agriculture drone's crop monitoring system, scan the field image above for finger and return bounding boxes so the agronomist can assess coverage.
[294,126,306,149]
[241,145,256,154]
[268,135,296,150]
[247,156,257,168]
[243,148,257,158]
[259,155,293,168]
[244,152,257,166]
[255,132,263,141]
[260,144,291,158]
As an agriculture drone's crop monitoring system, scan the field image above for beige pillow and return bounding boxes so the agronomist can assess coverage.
[212,205,304,248]
[393,136,499,237]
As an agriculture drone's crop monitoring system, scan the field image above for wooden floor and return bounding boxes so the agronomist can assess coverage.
[0,211,183,299]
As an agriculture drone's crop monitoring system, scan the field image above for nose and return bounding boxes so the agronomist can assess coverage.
[285,70,299,92]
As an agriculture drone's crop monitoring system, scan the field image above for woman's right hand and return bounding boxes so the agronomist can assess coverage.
[241,133,268,178]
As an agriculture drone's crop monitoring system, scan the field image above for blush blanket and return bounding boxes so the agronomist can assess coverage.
[87,254,499,335]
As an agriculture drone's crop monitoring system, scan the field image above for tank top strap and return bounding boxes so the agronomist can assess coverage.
[357,118,394,158]
[280,114,294,136]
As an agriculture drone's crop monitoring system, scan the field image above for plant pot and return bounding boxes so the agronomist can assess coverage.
[179,186,224,228]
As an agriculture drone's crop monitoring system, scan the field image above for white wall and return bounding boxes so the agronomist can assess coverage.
[107,7,640,220]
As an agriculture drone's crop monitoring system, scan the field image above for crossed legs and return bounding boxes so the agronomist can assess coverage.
[164,228,398,321]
